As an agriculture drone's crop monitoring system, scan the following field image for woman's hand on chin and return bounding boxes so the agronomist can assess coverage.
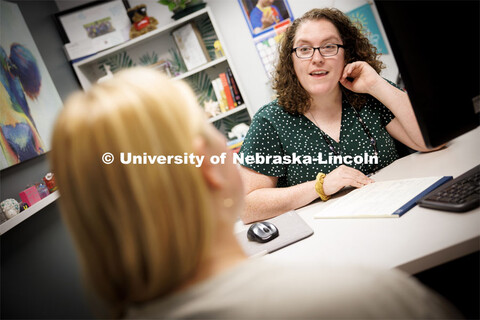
[339,61,383,95]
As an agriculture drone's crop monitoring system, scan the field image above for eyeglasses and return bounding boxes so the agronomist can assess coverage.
[292,44,344,59]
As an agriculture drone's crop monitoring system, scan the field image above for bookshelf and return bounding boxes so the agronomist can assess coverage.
[71,7,252,140]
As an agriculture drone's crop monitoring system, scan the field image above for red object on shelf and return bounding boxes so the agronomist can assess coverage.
[134,16,150,31]
[43,172,58,193]
[219,73,235,110]
[19,186,41,207]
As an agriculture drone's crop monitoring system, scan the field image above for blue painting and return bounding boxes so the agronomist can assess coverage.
[0,1,63,169]
[347,3,388,54]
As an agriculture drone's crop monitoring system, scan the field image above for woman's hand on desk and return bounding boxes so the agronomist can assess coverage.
[323,165,374,196]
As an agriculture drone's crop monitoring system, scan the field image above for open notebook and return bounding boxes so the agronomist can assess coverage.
[314,176,452,219]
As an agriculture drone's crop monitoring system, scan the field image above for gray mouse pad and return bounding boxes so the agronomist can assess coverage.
[235,211,314,256]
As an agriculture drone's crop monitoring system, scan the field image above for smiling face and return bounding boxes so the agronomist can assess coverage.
[292,19,345,100]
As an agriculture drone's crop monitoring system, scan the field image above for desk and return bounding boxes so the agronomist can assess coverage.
[264,127,480,275]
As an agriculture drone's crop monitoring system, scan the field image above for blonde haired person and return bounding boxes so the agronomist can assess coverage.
[50,68,458,318]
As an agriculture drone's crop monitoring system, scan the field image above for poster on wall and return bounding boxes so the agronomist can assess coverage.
[0,1,64,170]
[347,3,388,54]
[238,0,294,77]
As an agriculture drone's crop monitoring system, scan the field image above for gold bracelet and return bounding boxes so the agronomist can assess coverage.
[315,173,331,201]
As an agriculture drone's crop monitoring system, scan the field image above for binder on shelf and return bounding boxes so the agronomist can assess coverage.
[314,176,453,219]
[219,72,235,110]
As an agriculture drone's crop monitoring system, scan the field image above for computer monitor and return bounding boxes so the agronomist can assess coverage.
[374,1,479,148]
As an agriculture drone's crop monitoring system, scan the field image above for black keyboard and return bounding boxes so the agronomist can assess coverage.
[418,165,480,212]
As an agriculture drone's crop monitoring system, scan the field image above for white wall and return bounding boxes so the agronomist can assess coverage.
[55,0,399,114]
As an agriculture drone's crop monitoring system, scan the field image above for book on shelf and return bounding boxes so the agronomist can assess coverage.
[210,67,244,114]
[171,22,210,71]
[231,146,242,154]
[224,71,237,108]
[227,66,244,105]
[226,137,244,154]
[227,137,244,148]
[219,72,236,110]
[211,78,228,112]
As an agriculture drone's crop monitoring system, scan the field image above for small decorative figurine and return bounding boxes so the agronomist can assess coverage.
[203,99,220,118]
[19,202,29,212]
[214,40,224,59]
[228,123,250,141]
[43,172,58,193]
[127,4,158,39]
[97,64,114,83]
[1,198,20,220]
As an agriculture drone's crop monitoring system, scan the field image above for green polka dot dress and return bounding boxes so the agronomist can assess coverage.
[239,94,399,187]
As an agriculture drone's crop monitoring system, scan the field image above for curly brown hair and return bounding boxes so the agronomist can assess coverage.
[272,8,385,114]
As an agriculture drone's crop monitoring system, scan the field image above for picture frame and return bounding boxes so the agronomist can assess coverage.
[54,0,131,44]
[54,0,132,60]
[238,0,293,37]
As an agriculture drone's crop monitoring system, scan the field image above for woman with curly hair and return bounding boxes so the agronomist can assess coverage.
[239,8,438,223]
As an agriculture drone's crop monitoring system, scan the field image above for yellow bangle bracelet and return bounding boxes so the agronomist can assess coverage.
[315,173,331,201]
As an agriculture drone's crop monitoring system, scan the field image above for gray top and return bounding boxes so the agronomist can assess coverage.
[126,258,458,319]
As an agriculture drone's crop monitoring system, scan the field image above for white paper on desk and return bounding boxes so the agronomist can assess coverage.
[315,176,442,218]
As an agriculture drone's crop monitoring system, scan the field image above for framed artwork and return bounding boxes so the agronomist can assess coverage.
[54,0,131,60]
[0,1,63,170]
[238,0,293,37]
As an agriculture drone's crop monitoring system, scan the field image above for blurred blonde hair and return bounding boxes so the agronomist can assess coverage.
[50,68,215,317]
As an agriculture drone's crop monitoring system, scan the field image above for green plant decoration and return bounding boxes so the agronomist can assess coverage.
[158,0,192,12]
[168,47,187,76]
[97,51,134,73]
[139,51,159,66]
[185,71,216,107]
[212,109,252,137]
[196,16,217,60]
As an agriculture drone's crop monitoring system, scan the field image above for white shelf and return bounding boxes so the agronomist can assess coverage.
[173,56,227,80]
[73,7,210,67]
[208,104,247,123]
[0,191,60,235]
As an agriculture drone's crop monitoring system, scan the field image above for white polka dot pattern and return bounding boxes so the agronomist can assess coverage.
[239,94,399,187]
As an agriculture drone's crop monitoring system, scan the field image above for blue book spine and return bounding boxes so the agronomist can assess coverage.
[393,176,453,217]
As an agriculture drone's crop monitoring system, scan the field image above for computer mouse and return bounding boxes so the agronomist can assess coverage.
[247,221,279,243]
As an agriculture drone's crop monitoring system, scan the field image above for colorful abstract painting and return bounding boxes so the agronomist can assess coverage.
[0,1,63,169]
[347,3,388,54]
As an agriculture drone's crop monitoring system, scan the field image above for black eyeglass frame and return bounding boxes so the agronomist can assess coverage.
[292,44,345,59]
